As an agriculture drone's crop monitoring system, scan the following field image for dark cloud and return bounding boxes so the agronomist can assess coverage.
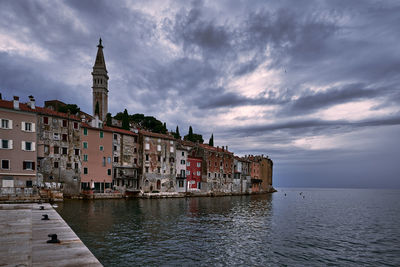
[1,0,400,188]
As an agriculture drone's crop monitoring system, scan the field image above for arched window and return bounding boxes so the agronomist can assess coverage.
[157,180,161,190]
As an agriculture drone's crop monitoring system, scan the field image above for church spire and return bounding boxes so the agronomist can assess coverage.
[92,38,109,121]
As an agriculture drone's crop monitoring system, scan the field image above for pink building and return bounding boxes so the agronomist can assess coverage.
[80,123,113,192]
[187,156,202,190]
[0,97,37,190]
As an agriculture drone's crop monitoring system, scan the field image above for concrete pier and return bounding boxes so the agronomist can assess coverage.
[0,203,102,267]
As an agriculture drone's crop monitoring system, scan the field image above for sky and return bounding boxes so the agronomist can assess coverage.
[1,0,399,188]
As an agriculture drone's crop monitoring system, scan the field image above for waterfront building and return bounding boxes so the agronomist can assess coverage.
[186,156,202,190]
[0,97,37,195]
[175,140,193,193]
[140,130,176,193]
[111,127,140,193]
[259,156,273,192]
[36,103,81,195]
[240,157,252,193]
[80,122,113,192]
[247,155,262,193]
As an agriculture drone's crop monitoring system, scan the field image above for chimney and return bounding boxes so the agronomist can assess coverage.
[13,96,20,110]
[222,146,225,151]
[28,95,35,109]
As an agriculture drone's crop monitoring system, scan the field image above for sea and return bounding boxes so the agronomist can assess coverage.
[56,188,400,266]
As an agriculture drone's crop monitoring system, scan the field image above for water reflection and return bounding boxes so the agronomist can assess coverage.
[56,190,400,266]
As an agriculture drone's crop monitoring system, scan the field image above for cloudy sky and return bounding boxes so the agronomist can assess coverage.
[1,0,399,188]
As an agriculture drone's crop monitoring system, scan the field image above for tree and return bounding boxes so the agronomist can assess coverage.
[188,126,193,140]
[122,109,130,130]
[95,101,100,116]
[58,104,80,115]
[163,122,167,133]
[209,133,214,146]
[106,113,112,126]
[173,126,181,139]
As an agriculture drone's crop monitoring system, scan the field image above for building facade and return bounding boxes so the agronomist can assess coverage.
[80,124,113,192]
[0,97,37,196]
[187,156,202,190]
[140,131,176,193]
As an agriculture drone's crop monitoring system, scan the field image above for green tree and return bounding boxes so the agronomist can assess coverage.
[173,126,181,139]
[122,109,130,130]
[58,104,80,115]
[209,133,214,146]
[105,113,112,126]
[188,126,193,140]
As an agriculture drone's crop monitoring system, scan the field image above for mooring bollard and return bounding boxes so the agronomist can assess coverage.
[42,214,49,220]
[47,234,60,243]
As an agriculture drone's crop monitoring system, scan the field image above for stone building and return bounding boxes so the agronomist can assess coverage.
[240,157,252,193]
[0,97,37,197]
[111,127,140,193]
[36,105,81,195]
[259,156,273,192]
[140,130,176,193]
[187,156,202,191]
[191,144,234,193]
[246,155,262,193]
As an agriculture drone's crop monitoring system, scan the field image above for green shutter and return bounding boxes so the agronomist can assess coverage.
[83,128,88,135]
[100,131,103,138]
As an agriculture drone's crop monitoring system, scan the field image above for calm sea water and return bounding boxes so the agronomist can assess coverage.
[56,188,400,266]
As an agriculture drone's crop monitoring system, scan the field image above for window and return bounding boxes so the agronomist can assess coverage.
[145,143,150,150]
[134,147,137,153]
[83,128,88,135]
[157,167,161,174]
[197,171,201,176]
[1,160,9,169]
[74,149,79,156]
[170,147,174,153]
[44,145,49,154]
[26,180,33,188]
[186,170,190,176]
[145,154,149,161]
[145,167,149,173]
[134,158,137,164]
[84,167,88,174]
[62,147,67,155]
[54,146,59,154]
[114,134,118,140]
[158,138,161,143]
[1,139,12,149]
[43,117,49,125]
[66,163,72,169]
[1,119,11,129]
[23,161,35,170]
[100,131,104,138]
[187,162,190,166]
[107,157,111,164]
[157,145,161,151]
[102,157,106,166]
[197,162,201,167]
[113,145,117,151]
[74,162,79,169]
[178,180,184,188]
[158,155,161,162]
[73,122,78,129]
[62,134,67,141]
[181,151,184,156]
[83,142,88,149]
[107,169,111,175]
[62,120,67,127]
[114,157,119,163]
[83,154,88,161]
[23,122,33,132]
[100,146,103,151]
[181,160,185,165]
[54,162,59,168]
[22,141,34,151]
[53,133,60,140]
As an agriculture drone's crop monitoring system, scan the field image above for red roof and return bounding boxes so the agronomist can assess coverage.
[104,126,137,136]
[139,130,175,140]
[0,99,81,121]
[198,143,233,154]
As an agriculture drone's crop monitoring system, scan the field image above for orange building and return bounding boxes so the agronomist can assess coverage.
[81,123,113,192]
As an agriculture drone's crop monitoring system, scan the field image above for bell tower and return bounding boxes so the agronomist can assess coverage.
[92,38,109,121]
